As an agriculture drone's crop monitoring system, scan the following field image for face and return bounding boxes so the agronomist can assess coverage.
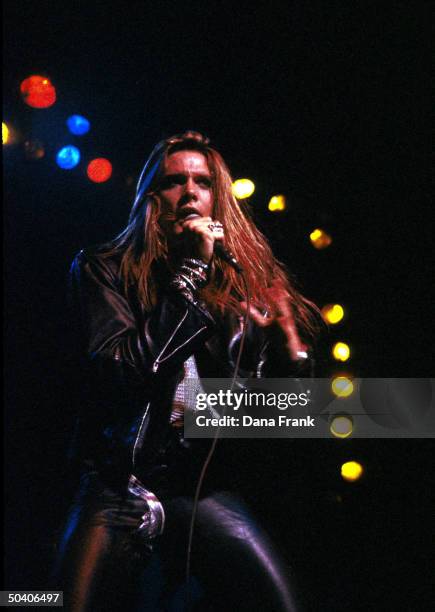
[157,150,214,227]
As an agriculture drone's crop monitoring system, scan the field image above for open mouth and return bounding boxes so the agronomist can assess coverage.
[177,206,201,220]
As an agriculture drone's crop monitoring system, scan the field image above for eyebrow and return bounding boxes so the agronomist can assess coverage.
[159,172,213,187]
[162,172,212,179]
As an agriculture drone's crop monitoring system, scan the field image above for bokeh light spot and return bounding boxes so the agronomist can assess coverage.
[20,75,56,109]
[67,115,91,135]
[232,179,255,199]
[341,461,364,482]
[24,140,45,160]
[310,228,332,249]
[330,415,353,438]
[3,122,10,144]
[87,158,112,183]
[268,195,287,212]
[322,304,345,324]
[56,145,81,169]
[332,376,354,398]
[332,342,351,362]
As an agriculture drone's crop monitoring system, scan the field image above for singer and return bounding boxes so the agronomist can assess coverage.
[54,131,318,611]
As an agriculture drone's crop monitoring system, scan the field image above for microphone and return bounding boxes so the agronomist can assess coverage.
[213,242,243,273]
[182,213,243,273]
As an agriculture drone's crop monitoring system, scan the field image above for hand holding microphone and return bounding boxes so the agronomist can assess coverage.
[174,213,243,272]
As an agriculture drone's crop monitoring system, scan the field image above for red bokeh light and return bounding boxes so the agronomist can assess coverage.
[20,75,56,109]
[87,158,113,183]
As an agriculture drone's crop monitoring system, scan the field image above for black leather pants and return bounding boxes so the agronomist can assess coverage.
[53,472,301,611]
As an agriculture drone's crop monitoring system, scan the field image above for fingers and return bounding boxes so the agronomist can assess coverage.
[276,315,307,360]
[177,217,224,242]
[239,301,272,328]
[175,216,210,233]
[240,286,308,362]
[206,221,224,239]
[174,217,225,262]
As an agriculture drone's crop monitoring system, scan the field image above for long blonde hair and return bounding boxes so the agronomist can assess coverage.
[104,131,319,337]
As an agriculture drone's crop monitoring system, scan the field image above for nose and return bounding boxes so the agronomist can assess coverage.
[184,177,198,199]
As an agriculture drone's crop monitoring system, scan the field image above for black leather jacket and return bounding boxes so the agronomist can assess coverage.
[69,248,310,495]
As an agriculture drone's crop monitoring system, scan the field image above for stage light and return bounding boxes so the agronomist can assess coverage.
[330,415,353,438]
[341,461,363,482]
[67,115,90,135]
[2,122,11,145]
[322,304,344,324]
[56,145,81,169]
[24,140,45,160]
[331,376,354,398]
[87,158,112,183]
[310,228,332,249]
[332,342,350,362]
[232,179,255,199]
[20,75,56,109]
[268,195,286,212]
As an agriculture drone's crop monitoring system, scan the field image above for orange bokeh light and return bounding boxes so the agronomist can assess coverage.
[310,228,332,249]
[87,158,113,183]
[20,75,56,109]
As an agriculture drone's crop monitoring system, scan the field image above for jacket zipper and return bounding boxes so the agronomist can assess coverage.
[132,308,208,466]
[151,308,207,373]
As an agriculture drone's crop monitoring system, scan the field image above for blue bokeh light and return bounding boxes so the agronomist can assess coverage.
[56,145,81,169]
[66,115,90,136]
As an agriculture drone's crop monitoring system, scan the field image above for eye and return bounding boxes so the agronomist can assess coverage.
[197,177,212,188]
[160,176,183,189]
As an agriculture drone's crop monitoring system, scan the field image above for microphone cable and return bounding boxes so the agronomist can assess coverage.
[185,270,251,606]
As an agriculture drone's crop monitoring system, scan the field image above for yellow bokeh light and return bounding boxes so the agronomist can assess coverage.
[321,304,344,324]
[332,342,350,362]
[341,461,364,482]
[268,195,286,212]
[310,228,332,249]
[331,376,354,398]
[330,415,353,438]
[2,122,10,144]
[232,179,255,199]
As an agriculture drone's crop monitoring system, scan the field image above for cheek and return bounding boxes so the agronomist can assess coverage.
[156,195,177,234]
[159,192,177,213]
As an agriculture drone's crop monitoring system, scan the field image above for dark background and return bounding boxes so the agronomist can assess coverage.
[4,2,433,610]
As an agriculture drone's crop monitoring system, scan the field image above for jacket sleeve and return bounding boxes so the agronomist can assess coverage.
[69,250,216,390]
[257,336,316,378]
[228,319,315,378]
